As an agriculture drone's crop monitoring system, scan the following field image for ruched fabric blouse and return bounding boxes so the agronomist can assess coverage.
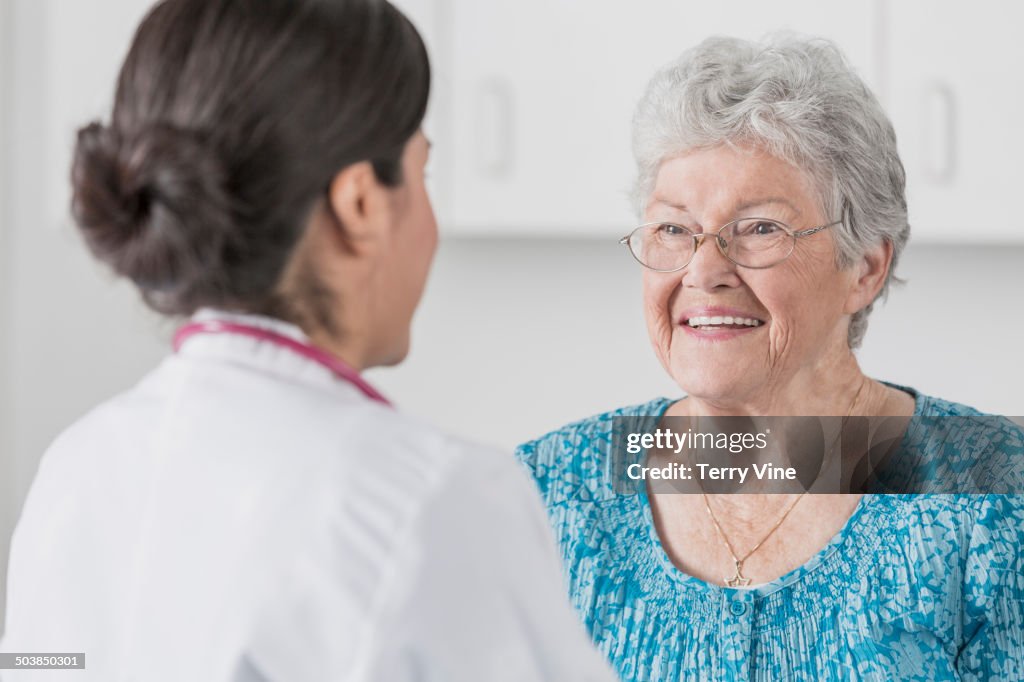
[515,388,1024,681]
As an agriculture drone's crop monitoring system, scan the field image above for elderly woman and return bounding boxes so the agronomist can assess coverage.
[516,36,1024,680]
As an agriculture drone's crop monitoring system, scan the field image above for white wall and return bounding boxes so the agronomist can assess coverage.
[0,0,166,634]
[0,0,15,635]
[368,240,1024,449]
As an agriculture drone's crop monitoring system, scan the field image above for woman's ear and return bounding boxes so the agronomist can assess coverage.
[844,239,894,315]
[324,161,393,255]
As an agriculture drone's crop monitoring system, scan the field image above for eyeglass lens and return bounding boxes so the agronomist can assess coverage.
[631,219,796,270]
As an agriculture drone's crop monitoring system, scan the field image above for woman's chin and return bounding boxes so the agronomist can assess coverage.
[378,341,411,368]
[670,369,761,407]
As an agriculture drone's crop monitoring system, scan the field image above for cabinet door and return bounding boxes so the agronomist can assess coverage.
[389,0,452,218]
[45,0,156,230]
[885,0,1024,242]
[448,1,877,236]
[47,0,448,234]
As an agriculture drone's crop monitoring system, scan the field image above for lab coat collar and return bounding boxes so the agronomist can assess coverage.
[190,307,312,342]
[175,308,369,401]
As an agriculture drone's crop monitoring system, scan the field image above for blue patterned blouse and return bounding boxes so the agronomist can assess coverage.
[515,387,1024,681]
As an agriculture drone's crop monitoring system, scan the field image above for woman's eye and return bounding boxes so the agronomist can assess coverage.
[658,223,688,236]
[754,221,780,235]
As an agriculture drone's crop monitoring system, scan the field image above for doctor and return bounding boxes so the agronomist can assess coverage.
[1,0,613,680]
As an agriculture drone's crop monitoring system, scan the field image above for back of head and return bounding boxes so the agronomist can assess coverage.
[71,0,430,320]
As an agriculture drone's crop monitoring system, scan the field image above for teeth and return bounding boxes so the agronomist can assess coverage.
[686,316,762,328]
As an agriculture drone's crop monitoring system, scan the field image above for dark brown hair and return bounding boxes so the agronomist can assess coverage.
[71,0,430,327]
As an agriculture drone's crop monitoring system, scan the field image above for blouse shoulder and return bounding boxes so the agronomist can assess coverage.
[900,387,1024,494]
[854,495,1023,631]
[514,397,672,507]
[962,493,1024,597]
[952,492,1024,676]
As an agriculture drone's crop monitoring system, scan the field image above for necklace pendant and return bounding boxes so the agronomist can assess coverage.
[725,559,752,587]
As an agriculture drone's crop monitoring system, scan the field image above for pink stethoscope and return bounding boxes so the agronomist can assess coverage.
[173,320,392,407]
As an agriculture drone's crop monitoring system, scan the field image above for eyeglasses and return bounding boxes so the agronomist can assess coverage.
[619,217,843,271]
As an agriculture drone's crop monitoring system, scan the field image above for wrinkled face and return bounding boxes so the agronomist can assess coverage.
[375,130,438,365]
[642,144,857,403]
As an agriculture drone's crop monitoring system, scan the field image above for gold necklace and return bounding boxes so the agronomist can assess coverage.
[702,379,868,587]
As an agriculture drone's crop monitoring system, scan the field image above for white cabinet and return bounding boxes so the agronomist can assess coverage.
[444,1,878,236]
[47,0,448,233]
[44,0,155,229]
[884,0,1024,243]
[389,0,451,214]
[42,1,1023,242]
[417,1,1024,242]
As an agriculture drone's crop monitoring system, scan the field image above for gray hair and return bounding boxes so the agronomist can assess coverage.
[631,34,909,349]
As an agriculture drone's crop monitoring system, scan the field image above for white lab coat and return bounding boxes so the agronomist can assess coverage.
[1,310,613,682]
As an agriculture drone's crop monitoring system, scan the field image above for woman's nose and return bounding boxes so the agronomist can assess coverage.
[681,233,742,291]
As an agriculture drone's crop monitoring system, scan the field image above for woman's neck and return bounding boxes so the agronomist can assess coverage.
[675,352,875,417]
[307,327,370,373]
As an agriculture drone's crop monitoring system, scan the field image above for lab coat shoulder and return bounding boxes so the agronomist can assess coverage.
[5,358,613,681]
[0,372,173,666]
[242,412,614,682]
[21,362,169,481]
[357,435,617,682]
[4,366,169,564]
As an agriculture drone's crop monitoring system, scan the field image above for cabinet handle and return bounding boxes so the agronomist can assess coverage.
[476,78,514,179]
[921,82,956,184]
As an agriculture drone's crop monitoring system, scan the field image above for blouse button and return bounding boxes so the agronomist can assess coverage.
[729,601,748,616]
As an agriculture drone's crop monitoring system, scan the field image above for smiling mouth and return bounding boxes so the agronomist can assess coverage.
[684,315,764,330]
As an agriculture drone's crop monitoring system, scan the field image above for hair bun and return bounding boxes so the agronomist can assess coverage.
[71,121,236,312]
